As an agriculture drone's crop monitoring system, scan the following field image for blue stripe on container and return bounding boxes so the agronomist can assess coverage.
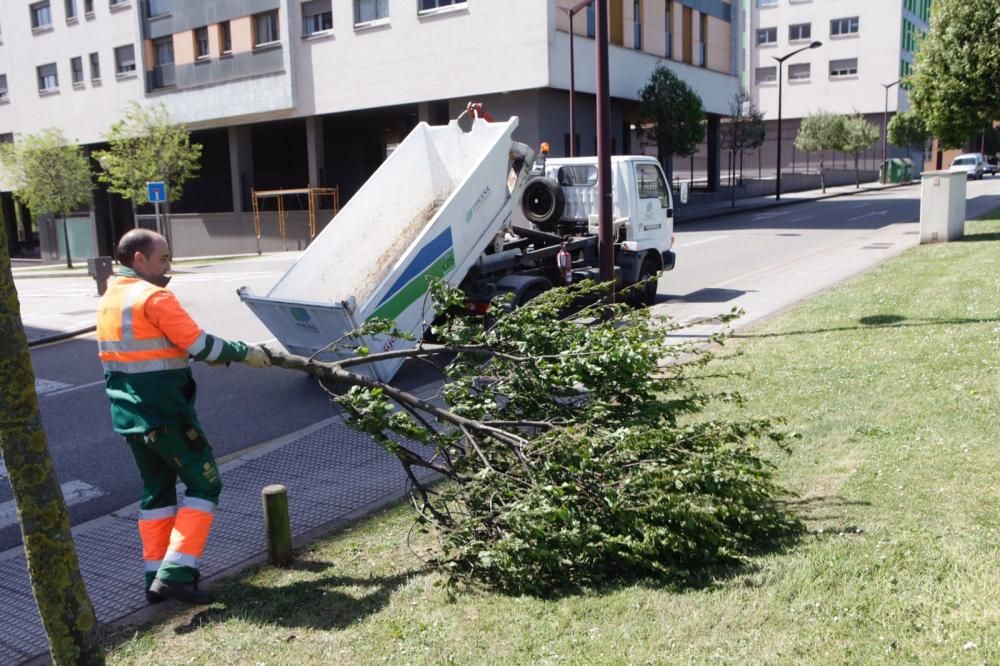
[377,227,454,307]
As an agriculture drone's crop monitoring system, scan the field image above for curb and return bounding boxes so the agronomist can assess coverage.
[676,181,914,224]
[26,325,96,348]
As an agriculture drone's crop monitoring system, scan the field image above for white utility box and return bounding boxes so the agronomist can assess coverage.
[919,170,966,243]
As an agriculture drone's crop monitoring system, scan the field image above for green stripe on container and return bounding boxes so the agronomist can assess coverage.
[370,250,456,322]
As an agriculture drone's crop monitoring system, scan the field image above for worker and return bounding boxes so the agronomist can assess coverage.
[96,229,271,605]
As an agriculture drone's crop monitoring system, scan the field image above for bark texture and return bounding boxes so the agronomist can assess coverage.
[0,235,104,664]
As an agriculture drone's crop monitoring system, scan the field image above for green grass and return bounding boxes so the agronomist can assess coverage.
[107,216,1000,665]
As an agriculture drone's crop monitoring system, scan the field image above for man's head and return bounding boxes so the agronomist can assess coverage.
[115,229,171,287]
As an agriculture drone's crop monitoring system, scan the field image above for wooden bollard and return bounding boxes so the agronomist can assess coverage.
[262,484,293,567]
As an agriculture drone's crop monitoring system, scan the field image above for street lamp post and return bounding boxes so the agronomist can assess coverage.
[881,79,901,184]
[773,40,822,200]
[560,0,593,157]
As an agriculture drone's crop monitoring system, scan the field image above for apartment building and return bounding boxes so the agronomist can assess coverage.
[745,0,930,178]
[1,0,741,262]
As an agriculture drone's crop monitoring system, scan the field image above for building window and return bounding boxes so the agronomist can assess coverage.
[84,0,94,14]
[586,3,595,38]
[219,21,232,53]
[302,0,332,36]
[756,0,777,6]
[756,66,776,85]
[153,36,173,65]
[0,75,8,102]
[89,52,100,80]
[788,62,811,81]
[71,56,84,84]
[109,0,128,7]
[419,0,466,10]
[31,2,53,30]
[354,0,387,25]
[194,26,209,58]
[37,63,58,92]
[633,0,642,49]
[0,133,13,143]
[254,10,280,45]
[829,58,858,78]
[699,12,707,66]
[65,0,77,20]
[664,3,671,56]
[831,17,859,36]
[147,0,168,17]
[789,22,810,42]
[756,27,777,46]
[114,44,135,75]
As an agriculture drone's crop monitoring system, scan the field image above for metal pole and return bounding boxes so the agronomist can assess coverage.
[154,201,161,236]
[595,0,613,284]
[569,11,576,157]
[776,60,783,200]
[882,86,889,184]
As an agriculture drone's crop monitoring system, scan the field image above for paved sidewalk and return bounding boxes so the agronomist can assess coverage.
[675,179,913,223]
[1,417,437,664]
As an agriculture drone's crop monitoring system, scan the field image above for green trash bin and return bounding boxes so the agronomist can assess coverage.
[880,159,905,183]
[901,158,913,181]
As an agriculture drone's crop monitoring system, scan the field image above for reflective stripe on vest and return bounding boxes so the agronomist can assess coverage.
[98,277,190,373]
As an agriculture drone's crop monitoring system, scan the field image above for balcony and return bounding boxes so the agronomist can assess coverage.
[151,63,174,89]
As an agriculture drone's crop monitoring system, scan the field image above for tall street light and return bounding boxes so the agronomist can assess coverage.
[881,79,901,184]
[559,0,593,157]
[773,40,822,200]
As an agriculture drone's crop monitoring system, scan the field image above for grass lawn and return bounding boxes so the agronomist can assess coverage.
[108,217,1000,665]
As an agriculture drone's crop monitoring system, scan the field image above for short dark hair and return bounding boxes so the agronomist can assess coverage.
[115,229,160,267]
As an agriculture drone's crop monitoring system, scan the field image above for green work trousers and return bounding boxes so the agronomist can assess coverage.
[126,423,222,586]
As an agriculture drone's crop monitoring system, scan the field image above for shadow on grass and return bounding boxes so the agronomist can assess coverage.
[170,558,429,635]
[736,314,1000,339]
[959,231,1000,243]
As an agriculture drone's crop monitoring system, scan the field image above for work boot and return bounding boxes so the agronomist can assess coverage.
[149,577,216,605]
[145,588,165,604]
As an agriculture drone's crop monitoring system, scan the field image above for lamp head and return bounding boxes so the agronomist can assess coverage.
[809,41,822,49]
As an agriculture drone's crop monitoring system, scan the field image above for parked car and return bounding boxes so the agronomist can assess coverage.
[949,153,985,180]
[984,155,999,177]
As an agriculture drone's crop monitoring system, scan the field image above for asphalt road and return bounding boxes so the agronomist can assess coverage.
[5,178,999,551]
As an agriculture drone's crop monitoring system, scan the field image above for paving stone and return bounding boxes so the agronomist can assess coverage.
[0,641,29,666]
[0,588,47,659]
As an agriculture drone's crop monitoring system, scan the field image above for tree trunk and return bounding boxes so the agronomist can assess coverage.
[854,153,860,188]
[730,150,736,208]
[820,155,826,193]
[0,233,104,664]
[61,214,73,270]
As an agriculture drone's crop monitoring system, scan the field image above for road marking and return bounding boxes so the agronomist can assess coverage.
[851,202,872,208]
[34,379,73,396]
[788,216,813,223]
[0,480,106,530]
[752,210,794,220]
[847,210,889,222]
[680,235,728,248]
[43,379,106,398]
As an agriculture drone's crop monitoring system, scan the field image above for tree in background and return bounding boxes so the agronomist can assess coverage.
[909,0,1000,150]
[0,229,103,662]
[841,114,881,188]
[887,110,929,150]
[794,112,847,193]
[637,65,705,186]
[93,103,201,246]
[722,89,766,207]
[0,129,93,269]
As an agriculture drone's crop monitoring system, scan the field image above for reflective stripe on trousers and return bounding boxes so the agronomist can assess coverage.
[161,498,217,572]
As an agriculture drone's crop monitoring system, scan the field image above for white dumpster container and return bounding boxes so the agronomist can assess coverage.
[239,116,525,382]
[919,170,966,243]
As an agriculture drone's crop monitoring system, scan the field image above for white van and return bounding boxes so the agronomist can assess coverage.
[949,153,985,180]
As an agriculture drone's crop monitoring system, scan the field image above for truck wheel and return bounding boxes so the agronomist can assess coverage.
[629,257,660,307]
[521,176,565,226]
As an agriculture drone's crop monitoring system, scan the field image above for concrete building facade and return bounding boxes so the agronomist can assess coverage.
[743,0,930,180]
[1,0,741,262]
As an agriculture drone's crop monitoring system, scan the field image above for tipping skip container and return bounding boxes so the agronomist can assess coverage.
[238,116,523,382]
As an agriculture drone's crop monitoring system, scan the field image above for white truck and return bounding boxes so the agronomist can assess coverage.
[239,108,676,381]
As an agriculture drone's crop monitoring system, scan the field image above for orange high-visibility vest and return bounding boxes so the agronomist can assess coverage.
[97,276,202,373]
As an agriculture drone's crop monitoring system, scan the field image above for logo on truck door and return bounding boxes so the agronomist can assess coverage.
[370,227,455,322]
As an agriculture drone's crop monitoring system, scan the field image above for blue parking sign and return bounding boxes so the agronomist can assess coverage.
[147,181,167,203]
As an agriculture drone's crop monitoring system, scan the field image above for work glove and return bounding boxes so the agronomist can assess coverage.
[244,344,272,368]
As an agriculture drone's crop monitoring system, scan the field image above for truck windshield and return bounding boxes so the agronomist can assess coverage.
[557,165,598,186]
